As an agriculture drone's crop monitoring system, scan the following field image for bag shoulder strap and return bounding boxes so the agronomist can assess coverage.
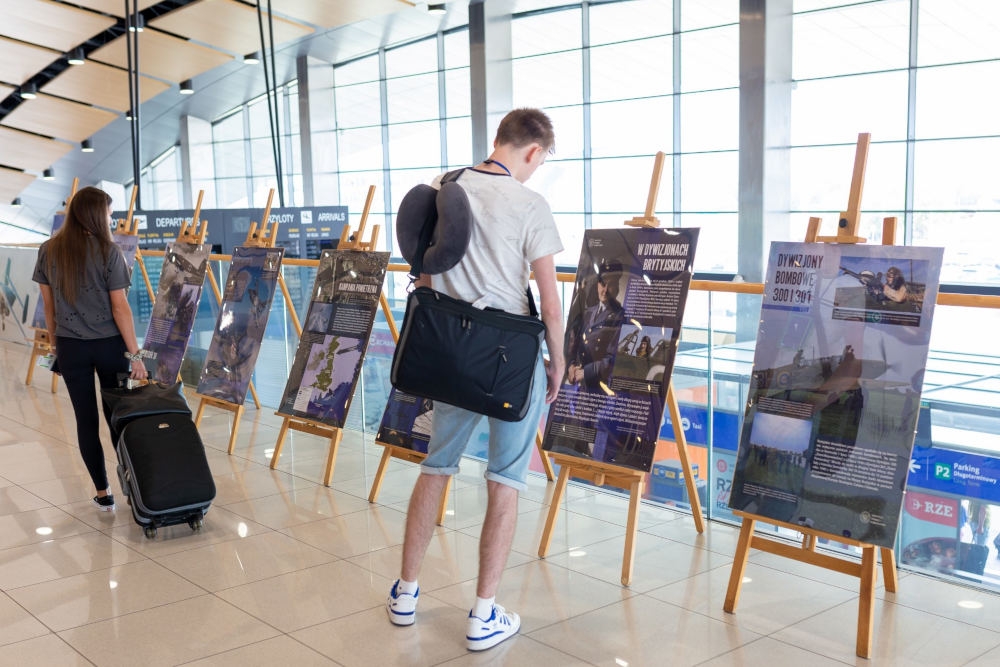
[409,168,467,280]
[525,287,539,318]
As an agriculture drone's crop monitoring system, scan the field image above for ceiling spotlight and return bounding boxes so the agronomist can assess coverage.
[125,110,134,121]
[11,198,22,207]
[81,139,94,153]
[42,168,54,181]
[128,14,145,32]
[20,83,37,99]
[179,79,194,95]
[244,52,260,65]
[67,47,85,65]
[427,3,446,15]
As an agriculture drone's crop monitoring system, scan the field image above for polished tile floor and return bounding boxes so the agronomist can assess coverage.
[2,338,1000,666]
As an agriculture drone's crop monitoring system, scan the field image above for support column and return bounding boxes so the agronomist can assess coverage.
[737,0,793,340]
[179,115,211,209]
[469,0,513,162]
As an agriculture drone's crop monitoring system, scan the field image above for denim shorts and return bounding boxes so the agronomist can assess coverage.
[421,353,546,492]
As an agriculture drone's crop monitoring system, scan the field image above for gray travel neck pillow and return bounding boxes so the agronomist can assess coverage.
[396,173,472,275]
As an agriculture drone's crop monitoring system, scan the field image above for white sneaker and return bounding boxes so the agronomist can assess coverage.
[386,580,418,626]
[466,603,520,651]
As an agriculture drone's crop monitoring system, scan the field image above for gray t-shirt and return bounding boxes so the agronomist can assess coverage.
[32,236,132,339]
[432,168,563,315]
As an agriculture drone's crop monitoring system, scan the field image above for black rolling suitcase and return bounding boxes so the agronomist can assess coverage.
[102,382,216,539]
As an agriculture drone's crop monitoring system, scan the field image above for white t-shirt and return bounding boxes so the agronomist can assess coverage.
[432,168,563,316]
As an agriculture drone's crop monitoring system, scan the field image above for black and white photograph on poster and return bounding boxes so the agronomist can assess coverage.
[543,227,698,472]
[728,242,944,548]
[277,249,389,428]
[142,242,210,383]
[376,388,434,454]
[196,246,284,405]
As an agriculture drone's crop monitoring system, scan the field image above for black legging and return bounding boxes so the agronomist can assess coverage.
[56,335,129,492]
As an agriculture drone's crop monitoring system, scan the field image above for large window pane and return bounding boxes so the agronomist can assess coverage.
[591,97,672,157]
[912,212,1000,285]
[545,106,584,160]
[312,131,339,172]
[590,0,672,45]
[214,140,246,179]
[680,89,739,152]
[511,8,581,58]
[213,111,243,141]
[680,213,738,273]
[791,71,908,145]
[681,0,738,31]
[337,127,384,171]
[590,36,671,102]
[446,116,472,168]
[790,143,906,213]
[389,167,441,214]
[680,24,738,92]
[249,137,277,176]
[679,152,738,212]
[916,62,1000,139]
[592,156,672,214]
[335,82,382,128]
[339,171,384,212]
[913,138,1000,210]
[385,37,437,78]
[388,120,441,169]
[512,51,583,108]
[792,2,909,79]
[216,177,249,208]
[444,29,469,68]
[335,55,379,85]
[387,73,440,123]
[918,0,1000,66]
[552,212,585,268]
[531,160,584,214]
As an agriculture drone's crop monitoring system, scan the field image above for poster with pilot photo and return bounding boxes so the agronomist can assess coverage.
[728,241,944,548]
[142,241,211,383]
[196,246,284,404]
[542,227,699,472]
[277,249,389,428]
[376,388,435,454]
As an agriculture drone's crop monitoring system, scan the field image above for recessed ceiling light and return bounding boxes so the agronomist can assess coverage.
[67,47,85,65]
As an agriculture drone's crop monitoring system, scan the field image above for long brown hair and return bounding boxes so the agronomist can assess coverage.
[45,186,114,305]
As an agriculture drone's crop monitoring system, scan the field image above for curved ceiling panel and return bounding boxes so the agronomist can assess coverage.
[2,93,118,144]
[149,0,314,56]
[89,29,234,83]
[0,0,117,53]
[270,0,416,29]
[0,38,59,87]
[42,60,171,113]
[69,0,163,19]
[0,166,36,203]
[0,127,74,173]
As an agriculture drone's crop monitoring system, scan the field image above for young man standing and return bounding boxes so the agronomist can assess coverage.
[387,108,565,651]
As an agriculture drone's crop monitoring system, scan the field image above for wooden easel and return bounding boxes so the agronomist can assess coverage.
[268,186,378,485]
[723,133,899,659]
[538,151,704,587]
[193,190,291,454]
[118,185,157,305]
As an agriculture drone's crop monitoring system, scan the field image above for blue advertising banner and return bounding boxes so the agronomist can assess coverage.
[728,242,944,548]
[277,249,389,428]
[542,227,699,472]
[196,246,285,405]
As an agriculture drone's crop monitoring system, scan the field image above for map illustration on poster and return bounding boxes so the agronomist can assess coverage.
[376,388,435,454]
[196,246,285,405]
[728,242,944,548]
[141,242,211,383]
[277,249,389,428]
[542,227,699,472]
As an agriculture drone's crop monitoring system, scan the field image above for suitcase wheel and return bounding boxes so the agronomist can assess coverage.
[143,526,157,539]
[188,518,203,532]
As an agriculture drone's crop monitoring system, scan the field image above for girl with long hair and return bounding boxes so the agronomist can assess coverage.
[32,186,148,511]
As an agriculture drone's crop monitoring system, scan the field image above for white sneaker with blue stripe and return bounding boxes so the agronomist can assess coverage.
[386,580,418,626]
[466,603,520,651]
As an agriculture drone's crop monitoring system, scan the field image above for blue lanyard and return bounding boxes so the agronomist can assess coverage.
[482,159,511,176]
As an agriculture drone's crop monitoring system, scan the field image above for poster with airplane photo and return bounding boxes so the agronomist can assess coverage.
[277,249,389,428]
[141,241,211,383]
[542,227,698,472]
[196,246,284,404]
[728,241,944,548]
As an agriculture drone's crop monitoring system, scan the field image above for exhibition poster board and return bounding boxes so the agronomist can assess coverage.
[0,246,42,343]
[143,242,211,383]
[277,249,389,428]
[376,388,434,454]
[728,241,944,548]
[196,246,285,405]
[542,227,699,472]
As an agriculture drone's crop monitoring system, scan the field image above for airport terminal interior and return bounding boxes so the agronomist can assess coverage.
[3,0,1000,665]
